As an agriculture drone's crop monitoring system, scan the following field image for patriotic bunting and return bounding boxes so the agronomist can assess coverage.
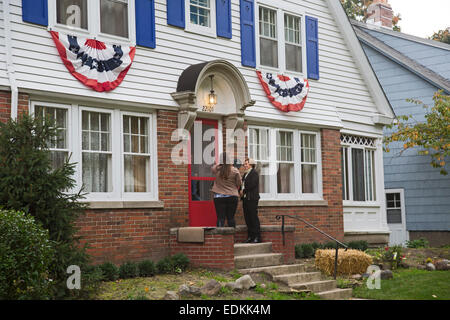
[50,31,136,92]
[257,71,309,112]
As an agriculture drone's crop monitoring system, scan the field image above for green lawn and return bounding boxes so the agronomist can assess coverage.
[353,269,450,300]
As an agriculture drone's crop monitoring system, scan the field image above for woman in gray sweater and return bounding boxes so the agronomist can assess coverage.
[211,153,242,227]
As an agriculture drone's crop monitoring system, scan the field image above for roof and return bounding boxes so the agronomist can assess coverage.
[325,0,395,122]
[351,20,450,94]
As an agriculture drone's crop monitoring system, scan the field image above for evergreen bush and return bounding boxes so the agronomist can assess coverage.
[138,260,156,277]
[99,262,120,281]
[119,262,139,279]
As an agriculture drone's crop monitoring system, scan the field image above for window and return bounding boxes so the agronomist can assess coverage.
[248,126,322,199]
[259,7,278,68]
[185,0,216,36]
[31,102,157,201]
[123,114,151,193]
[35,105,69,169]
[81,110,112,193]
[258,6,304,74]
[284,14,302,73]
[386,193,402,224]
[51,0,133,40]
[341,134,377,202]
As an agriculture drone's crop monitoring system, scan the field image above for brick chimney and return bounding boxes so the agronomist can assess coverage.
[367,0,394,29]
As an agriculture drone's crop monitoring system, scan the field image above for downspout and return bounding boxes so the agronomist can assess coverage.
[3,0,19,120]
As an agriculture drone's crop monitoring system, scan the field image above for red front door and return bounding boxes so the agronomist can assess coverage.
[188,119,219,227]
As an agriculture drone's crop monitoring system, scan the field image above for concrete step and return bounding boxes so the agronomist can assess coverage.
[317,288,353,300]
[234,242,273,256]
[237,264,306,276]
[290,280,337,293]
[234,253,283,269]
[273,272,323,286]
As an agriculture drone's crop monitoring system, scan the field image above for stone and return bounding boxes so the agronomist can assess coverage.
[235,275,256,290]
[352,274,362,280]
[380,270,393,280]
[200,279,222,296]
[163,291,179,300]
[434,260,450,271]
[178,284,202,296]
[426,263,436,271]
[189,286,202,296]
[225,282,240,291]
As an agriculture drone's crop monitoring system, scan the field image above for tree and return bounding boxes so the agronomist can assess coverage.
[430,28,450,45]
[340,0,401,31]
[383,91,450,175]
[0,115,91,298]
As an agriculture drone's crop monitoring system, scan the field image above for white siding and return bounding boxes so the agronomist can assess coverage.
[7,0,381,132]
[0,4,10,88]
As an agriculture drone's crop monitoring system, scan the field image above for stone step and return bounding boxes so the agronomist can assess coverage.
[273,272,323,286]
[234,253,283,269]
[317,288,353,300]
[290,280,337,293]
[237,264,306,276]
[234,242,273,256]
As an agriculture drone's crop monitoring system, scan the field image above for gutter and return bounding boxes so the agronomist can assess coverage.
[3,0,18,120]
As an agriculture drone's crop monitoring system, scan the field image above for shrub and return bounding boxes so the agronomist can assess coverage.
[138,260,156,277]
[383,245,404,270]
[0,115,91,299]
[406,238,429,248]
[156,257,174,274]
[295,245,304,259]
[99,262,119,281]
[300,244,315,258]
[0,209,54,299]
[322,241,338,249]
[311,242,322,252]
[171,253,190,272]
[315,249,373,276]
[119,262,139,279]
[347,240,369,251]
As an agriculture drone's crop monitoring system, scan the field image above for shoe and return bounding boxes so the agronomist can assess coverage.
[252,238,262,243]
[245,238,253,243]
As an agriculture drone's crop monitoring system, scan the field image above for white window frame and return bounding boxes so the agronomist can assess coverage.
[341,137,378,205]
[30,101,158,202]
[48,0,136,45]
[256,0,307,77]
[120,111,158,201]
[248,125,322,201]
[185,0,217,38]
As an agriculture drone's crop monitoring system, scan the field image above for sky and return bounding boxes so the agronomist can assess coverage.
[388,0,450,38]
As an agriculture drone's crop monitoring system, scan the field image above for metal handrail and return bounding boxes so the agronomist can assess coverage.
[276,214,348,279]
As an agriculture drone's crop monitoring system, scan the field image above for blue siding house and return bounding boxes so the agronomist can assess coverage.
[352,20,450,246]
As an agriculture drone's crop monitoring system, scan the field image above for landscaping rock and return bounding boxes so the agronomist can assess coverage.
[426,263,436,271]
[200,279,222,296]
[163,291,179,300]
[225,282,240,291]
[380,270,393,280]
[178,284,202,296]
[352,274,362,280]
[434,259,450,271]
[235,275,256,290]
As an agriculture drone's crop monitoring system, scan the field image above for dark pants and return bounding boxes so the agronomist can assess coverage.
[213,196,238,227]
[243,199,261,240]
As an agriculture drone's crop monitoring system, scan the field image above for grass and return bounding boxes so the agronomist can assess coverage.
[353,268,450,300]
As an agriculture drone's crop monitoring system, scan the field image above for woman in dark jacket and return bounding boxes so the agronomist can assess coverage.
[241,158,261,243]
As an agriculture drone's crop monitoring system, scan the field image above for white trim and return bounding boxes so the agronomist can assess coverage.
[247,125,323,201]
[184,0,217,38]
[255,1,307,78]
[48,0,136,45]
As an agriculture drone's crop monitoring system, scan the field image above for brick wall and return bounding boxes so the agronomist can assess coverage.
[0,90,29,123]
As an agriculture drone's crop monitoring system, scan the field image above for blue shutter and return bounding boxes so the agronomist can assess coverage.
[22,0,48,26]
[240,0,256,68]
[306,16,319,80]
[216,0,232,39]
[167,0,185,28]
[136,0,156,48]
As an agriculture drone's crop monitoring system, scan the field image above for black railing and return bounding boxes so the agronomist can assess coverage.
[276,214,348,280]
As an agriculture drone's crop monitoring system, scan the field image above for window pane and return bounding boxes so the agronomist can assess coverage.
[82,111,111,151]
[302,164,317,194]
[286,44,302,72]
[352,149,365,201]
[100,0,129,38]
[276,131,293,162]
[57,0,88,29]
[50,151,68,169]
[341,147,349,200]
[260,38,278,68]
[124,155,149,193]
[190,0,210,27]
[257,163,271,194]
[387,209,402,224]
[191,179,213,201]
[82,152,112,192]
[277,163,294,194]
